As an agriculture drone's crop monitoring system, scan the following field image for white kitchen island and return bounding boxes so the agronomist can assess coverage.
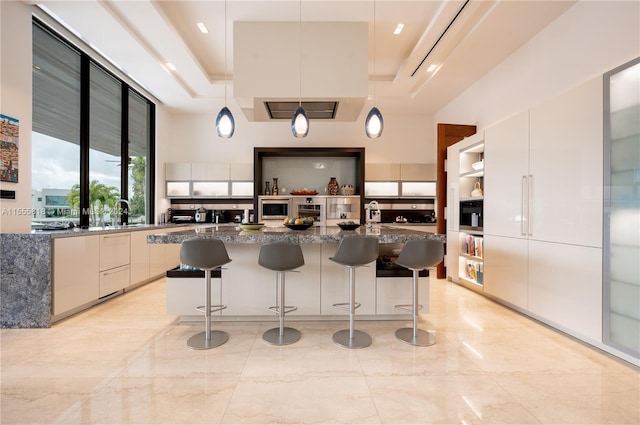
[148,224,445,321]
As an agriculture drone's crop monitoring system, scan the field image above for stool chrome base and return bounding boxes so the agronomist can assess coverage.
[263,327,301,346]
[332,329,372,349]
[187,330,229,350]
[395,327,435,347]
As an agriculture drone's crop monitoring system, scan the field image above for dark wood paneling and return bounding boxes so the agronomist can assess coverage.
[436,123,476,279]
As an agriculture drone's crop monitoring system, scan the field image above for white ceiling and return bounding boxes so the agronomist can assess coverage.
[32,0,576,117]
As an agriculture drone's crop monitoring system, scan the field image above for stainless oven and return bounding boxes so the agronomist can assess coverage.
[291,196,326,225]
[258,196,291,221]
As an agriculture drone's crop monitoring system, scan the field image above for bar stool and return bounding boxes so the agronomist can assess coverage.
[259,242,305,345]
[393,239,444,346]
[180,238,232,350]
[330,236,379,349]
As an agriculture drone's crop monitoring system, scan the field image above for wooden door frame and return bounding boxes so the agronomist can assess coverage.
[436,123,476,279]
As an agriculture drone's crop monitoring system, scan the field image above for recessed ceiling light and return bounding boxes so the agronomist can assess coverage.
[165,62,177,71]
[426,64,438,73]
[393,23,404,35]
[196,22,209,34]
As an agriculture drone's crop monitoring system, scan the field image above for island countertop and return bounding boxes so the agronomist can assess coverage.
[147,224,445,244]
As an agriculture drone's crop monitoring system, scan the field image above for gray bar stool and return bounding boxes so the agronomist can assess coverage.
[180,238,232,350]
[259,242,305,345]
[393,239,444,346]
[330,236,379,349]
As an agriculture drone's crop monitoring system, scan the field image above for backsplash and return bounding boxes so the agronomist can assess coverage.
[261,157,358,195]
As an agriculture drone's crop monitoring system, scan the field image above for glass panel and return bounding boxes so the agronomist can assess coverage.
[604,57,640,358]
[166,182,191,198]
[31,23,81,229]
[231,181,253,197]
[192,181,229,197]
[401,182,436,197]
[128,90,150,223]
[364,181,399,197]
[89,63,122,226]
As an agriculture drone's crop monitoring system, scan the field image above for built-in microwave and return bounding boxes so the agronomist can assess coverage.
[258,196,291,221]
[459,200,483,230]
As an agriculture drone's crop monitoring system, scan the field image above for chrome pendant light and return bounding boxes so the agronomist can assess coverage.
[365,0,383,138]
[291,0,309,138]
[216,0,234,138]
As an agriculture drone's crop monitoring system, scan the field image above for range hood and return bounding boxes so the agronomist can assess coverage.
[234,21,368,122]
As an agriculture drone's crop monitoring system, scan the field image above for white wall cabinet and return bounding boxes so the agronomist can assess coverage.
[229,163,253,181]
[400,163,436,181]
[191,163,230,181]
[165,162,191,181]
[53,235,100,316]
[365,163,401,181]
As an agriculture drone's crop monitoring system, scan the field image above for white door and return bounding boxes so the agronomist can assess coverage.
[528,77,603,247]
[483,235,528,309]
[483,110,530,238]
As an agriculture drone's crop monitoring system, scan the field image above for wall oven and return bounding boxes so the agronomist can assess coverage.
[258,196,291,222]
[291,197,326,225]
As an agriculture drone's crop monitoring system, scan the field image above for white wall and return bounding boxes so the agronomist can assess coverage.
[0,1,32,233]
[162,110,435,165]
[434,0,640,131]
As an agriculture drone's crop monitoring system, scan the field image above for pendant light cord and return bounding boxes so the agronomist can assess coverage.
[299,0,302,107]
[224,0,228,105]
[372,0,376,105]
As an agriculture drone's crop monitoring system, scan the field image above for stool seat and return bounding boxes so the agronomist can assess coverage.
[393,239,444,346]
[330,236,379,349]
[180,238,231,350]
[259,243,305,346]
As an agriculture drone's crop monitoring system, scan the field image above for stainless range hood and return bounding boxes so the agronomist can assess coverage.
[234,21,368,122]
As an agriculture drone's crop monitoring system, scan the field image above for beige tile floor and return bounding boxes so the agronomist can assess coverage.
[1,277,638,424]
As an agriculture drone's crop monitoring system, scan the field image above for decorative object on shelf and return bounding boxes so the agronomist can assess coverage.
[471,159,484,170]
[215,0,234,138]
[471,181,483,197]
[291,0,309,138]
[327,177,339,195]
[272,177,279,195]
[365,0,384,139]
[264,180,271,195]
[290,189,318,196]
[340,184,355,195]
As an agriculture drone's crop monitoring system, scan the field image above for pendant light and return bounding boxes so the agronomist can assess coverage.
[216,0,235,138]
[291,0,309,138]
[365,0,383,138]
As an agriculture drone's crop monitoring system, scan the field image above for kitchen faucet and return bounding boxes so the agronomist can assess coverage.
[113,198,130,226]
[366,200,381,229]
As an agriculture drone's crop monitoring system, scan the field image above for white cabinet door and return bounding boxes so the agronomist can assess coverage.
[165,162,191,180]
[400,163,436,181]
[99,233,130,271]
[446,143,460,232]
[365,163,400,181]
[483,110,530,238]
[53,235,100,316]
[99,264,130,297]
[529,77,603,247]
[446,230,459,282]
[376,276,429,315]
[528,240,603,342]
[130,230,150,285]
[229,163,253,181]
[483,235,528,309]
[149,230,167,277]
[191,163,230,181]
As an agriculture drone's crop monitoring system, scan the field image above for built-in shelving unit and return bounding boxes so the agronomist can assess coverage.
[457,141,484,287]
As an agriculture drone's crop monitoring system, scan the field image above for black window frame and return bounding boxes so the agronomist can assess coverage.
[33,18,156,227]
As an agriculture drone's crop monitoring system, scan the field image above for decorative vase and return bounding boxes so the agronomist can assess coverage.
[327,177,339,196]
[272,178,279,196]
[264,181,271,195]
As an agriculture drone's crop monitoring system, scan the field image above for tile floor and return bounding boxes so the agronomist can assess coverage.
[1,277,638,424]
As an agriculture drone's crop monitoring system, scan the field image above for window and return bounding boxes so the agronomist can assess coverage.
[31,19,155,229]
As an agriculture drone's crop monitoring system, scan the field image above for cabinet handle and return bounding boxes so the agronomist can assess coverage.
[521,176,527,236]
[103,266,129,276]
[102,234,129,239]
[528,174,533,236]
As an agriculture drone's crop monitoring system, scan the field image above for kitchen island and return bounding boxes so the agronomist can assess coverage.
[149,225,445,321]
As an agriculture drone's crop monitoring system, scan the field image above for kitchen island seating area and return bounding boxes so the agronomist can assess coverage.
[258,242,306,346]
[329,236,380,349]
[180,238,232,350]
[393,239,445,346]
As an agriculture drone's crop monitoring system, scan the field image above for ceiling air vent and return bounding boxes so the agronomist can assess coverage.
[265,101,338,120]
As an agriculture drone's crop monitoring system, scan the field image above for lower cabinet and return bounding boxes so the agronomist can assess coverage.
[99,264,131,298]
[53,235,100,316]
[483,235,528,309]
[166,271,222,316]
[130,230,151,284]
[376,276,429,315]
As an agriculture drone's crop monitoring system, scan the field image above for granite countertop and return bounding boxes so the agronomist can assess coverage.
[147,224,445,245]
[28,223,192,238]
